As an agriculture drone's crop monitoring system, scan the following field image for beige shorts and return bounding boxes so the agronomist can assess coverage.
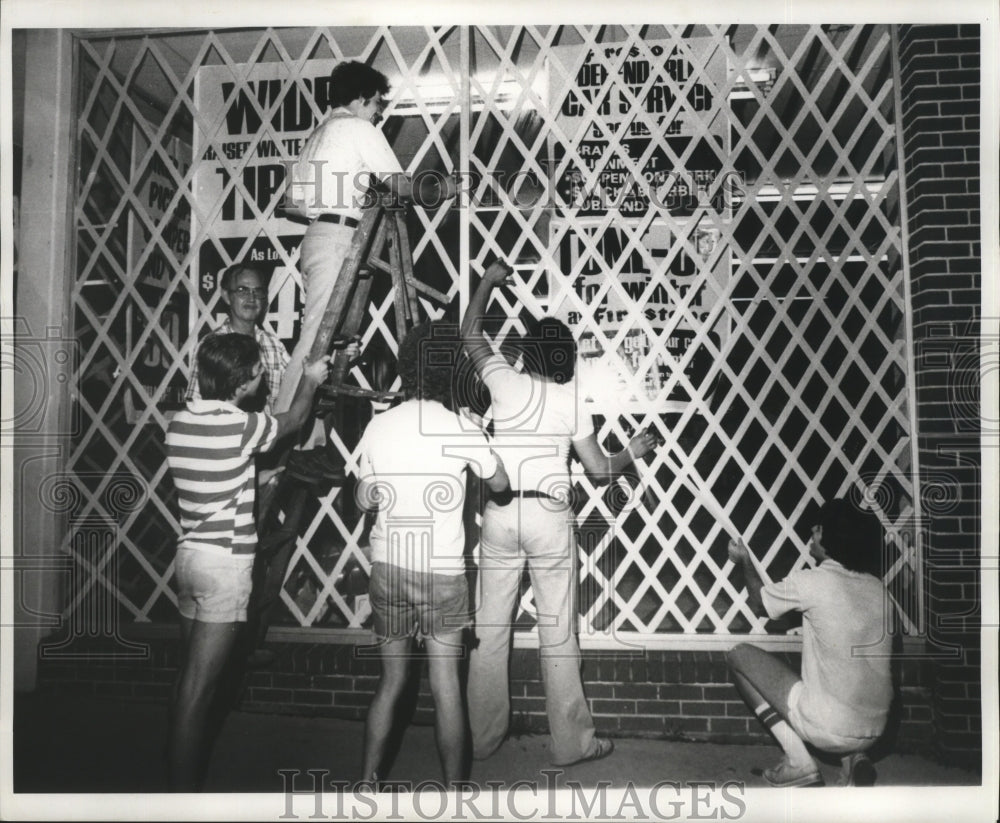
[787,681,881,754]
[175,548,254,623]
[369,562,470,641]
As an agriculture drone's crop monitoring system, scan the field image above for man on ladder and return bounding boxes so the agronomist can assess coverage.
[243,60,412,668]
[274,59,413,451]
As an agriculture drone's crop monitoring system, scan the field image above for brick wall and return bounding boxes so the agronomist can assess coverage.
[896,23,983,772]
[34,639,937,758]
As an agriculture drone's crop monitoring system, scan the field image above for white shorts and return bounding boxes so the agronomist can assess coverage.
[175,548,254,623]
[787,680,881,754]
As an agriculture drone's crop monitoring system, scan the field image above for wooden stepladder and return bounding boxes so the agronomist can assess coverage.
[310,195,451,410]
[248,198,448,655]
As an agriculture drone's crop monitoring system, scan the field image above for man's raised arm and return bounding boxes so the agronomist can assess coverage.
[460,260,513,376]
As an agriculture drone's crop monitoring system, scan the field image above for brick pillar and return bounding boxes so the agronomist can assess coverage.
[896,24,982,772]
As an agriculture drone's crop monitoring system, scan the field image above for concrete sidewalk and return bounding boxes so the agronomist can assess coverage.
[8,691,989,823]
[12,691,980,790]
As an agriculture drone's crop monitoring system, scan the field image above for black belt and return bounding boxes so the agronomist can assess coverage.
[314,213,359,229]
[490,489,557,506]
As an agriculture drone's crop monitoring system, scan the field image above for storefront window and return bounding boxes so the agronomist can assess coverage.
[67,25,920,641]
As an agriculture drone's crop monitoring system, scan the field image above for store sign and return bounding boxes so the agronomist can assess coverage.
[557,221,720,327]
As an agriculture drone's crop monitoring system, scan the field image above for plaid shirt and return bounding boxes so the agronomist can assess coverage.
[186,318,290,414]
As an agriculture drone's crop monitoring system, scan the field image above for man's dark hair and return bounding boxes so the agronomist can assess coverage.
[512,316,576,384]
[197,333,261,401]
[397,321,459,409]
[817,497,884,577]
[329,61,391,108]
[219,262,268,292]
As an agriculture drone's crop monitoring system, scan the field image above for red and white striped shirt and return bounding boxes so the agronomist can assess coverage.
[166,399,278,556]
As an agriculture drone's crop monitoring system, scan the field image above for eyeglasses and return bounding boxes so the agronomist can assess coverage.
[229,286,267,299]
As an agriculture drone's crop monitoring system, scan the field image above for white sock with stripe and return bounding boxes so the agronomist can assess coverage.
[753,702,813,768]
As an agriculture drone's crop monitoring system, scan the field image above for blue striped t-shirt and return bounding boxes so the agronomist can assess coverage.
[166,399,278,555]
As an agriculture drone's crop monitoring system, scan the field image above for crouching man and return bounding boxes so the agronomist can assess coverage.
[726,498,894,787]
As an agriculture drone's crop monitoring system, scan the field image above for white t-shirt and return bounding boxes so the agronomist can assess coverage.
[290,107,403,220]
[479,353,593,498]
[357,399,499,575]
[762,559,894,737]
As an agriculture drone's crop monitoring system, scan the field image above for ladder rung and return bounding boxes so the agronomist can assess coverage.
[407,276,450,305]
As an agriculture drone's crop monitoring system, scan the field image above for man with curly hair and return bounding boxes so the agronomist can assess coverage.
[461,262,659,768]
[354,321,509,787]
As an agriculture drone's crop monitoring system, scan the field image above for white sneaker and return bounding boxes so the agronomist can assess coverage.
[763,757,823,787]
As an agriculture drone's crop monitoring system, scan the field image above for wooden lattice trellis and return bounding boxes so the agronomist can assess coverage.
[66,24,922,646]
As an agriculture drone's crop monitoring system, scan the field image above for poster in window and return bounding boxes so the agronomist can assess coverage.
[547,37,729,217]
[549,217,728,412]
[191,58,342,351]
[125,121,192,417]
[545,36,732,413]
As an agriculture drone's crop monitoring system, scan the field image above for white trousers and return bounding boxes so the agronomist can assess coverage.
[274,221,355,446]
[467,497,597,765]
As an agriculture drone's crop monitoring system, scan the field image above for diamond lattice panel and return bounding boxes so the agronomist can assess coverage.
[67,25,921,642]
[466,24,920,641]
[69,28,472,629]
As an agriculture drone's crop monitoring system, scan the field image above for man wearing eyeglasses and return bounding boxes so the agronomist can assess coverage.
[187,262,288,415]
[276,60,411,443]
[187,260,334,669]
